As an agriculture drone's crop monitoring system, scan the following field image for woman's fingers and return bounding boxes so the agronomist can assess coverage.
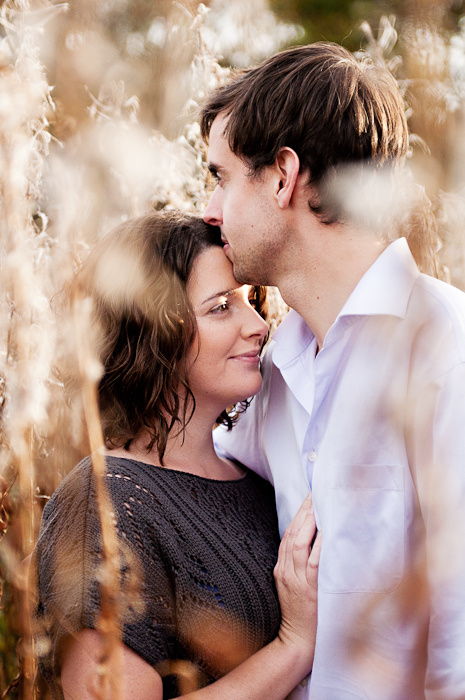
[273,494,321,661]
[308,530,322,567]
[275,492,311,574]
[275,492,316,581]
[286,492,314,550]
[307,530,322,585]
[291,498,317,579]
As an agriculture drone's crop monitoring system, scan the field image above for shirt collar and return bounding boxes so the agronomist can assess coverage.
[339,237,419,320]
[271,237,419,367]
[272,308,316,368]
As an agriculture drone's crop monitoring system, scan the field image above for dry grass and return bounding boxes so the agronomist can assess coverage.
[0,1,465,698]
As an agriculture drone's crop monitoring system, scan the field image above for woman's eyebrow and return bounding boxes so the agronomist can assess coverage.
[200,289,233,305]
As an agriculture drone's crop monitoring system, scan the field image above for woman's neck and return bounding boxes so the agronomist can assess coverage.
[106,409,244,481]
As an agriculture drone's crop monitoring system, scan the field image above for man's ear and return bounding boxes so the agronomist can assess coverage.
[275,147,300,209]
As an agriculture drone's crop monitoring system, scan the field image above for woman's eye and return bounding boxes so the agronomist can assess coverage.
[210,302,228,314]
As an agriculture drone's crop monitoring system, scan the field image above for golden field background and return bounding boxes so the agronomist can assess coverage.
[2,0,465,696]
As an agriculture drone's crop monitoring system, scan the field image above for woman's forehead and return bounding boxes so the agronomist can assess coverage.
[188,247,249,306]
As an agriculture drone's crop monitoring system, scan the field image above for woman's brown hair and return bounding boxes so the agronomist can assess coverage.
[71,212,267,464]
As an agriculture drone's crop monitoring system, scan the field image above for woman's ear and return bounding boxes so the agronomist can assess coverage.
[275,147,300,209]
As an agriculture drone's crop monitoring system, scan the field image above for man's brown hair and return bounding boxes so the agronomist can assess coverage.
[201,43,408,198]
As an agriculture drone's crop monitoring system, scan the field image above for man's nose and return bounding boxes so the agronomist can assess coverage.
[203,186,223,227]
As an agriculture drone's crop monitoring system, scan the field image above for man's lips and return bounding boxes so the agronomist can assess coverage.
[223,243,232,261]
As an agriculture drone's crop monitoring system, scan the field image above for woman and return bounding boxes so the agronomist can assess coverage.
[33,212,320,699]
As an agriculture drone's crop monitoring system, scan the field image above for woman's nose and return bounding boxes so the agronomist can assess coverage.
[243,306,269,340]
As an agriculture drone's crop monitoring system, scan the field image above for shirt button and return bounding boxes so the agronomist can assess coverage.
[308,450,317,462]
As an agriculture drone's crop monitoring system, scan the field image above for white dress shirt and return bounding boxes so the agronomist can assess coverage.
[215,238,465,700]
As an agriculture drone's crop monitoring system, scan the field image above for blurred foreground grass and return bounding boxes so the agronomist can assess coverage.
[2,0,465,697]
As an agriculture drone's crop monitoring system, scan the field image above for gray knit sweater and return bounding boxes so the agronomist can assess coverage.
[33,456,281,698]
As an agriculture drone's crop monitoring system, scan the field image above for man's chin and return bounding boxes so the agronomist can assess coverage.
[222,247,262,285]
[231,262,256,286]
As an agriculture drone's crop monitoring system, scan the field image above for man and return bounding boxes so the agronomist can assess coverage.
[201,44,465,700]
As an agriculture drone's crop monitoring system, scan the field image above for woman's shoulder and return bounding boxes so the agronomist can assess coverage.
[45,454,276,509]
[39,455,154,537]
[40,456,94,526]
[43,454,158,510]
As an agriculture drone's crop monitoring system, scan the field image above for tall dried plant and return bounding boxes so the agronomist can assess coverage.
[0,2,68,696]
[1,0,465,698]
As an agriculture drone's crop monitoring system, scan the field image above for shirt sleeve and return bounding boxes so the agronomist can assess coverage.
[410,363,465,700]
[32,460,176,693]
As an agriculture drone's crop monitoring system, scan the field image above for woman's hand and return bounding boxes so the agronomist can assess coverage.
[273,491,321,671]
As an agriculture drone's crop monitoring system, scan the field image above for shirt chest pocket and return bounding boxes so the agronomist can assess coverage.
[319,463,405,594]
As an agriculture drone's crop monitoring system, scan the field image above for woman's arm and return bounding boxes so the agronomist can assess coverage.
[61,493,321,700]
[61,630,163,700]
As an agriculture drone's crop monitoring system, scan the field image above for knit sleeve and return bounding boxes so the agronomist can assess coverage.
[32,459,176,697]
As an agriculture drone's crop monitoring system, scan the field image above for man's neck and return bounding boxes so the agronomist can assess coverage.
[278,227,388,349]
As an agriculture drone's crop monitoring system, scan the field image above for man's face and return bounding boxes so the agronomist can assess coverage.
[203,114,286,286]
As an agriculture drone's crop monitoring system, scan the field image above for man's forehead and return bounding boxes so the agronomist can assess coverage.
[208,115,229,154]
[207,114,240,171]
[210,113,229,139]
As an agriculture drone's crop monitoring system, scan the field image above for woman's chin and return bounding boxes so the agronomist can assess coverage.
[232,378,263,404]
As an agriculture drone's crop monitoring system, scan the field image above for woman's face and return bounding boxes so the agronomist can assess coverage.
[186,246,268,416]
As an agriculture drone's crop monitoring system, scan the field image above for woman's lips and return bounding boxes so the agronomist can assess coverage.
[229,351,260,364]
